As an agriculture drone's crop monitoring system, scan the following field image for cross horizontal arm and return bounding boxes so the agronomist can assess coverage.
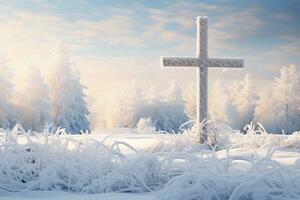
[207,57,243,68]
[161,57,199,67]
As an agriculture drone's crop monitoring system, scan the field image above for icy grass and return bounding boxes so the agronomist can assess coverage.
[0,123,300,200]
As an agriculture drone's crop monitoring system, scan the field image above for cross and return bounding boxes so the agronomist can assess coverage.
[161,16,243,143]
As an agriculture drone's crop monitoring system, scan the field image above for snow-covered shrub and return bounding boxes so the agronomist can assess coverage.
[205,120,233,149]
[143,121,206,153]
[220,122,300,150]
[230,166,300,200]
[136,117,156,134]
[155,151,300,200]
[236,122,270,148]
[155,123,300,200]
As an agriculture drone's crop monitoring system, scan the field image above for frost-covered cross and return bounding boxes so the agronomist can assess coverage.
[161,16,243,143]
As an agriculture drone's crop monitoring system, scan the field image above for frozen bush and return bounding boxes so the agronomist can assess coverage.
[136,117,156,134]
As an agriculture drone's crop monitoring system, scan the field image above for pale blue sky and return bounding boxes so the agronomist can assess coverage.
[0,0,299,95]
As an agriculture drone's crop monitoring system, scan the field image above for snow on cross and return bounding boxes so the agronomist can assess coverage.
[161,16,244,143]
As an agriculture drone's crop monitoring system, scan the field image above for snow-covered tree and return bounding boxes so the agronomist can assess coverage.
[152,82,188,132]
[255,65,300,133]
[163,81,183,104]
[0,54,14,128]
[145,86,162,104]
[184,84,196,120]
[99,82,189,133]
[208,76,257,130]
[119,82,144,128]
[209,80,229,123]
[49,43,90,133]
[228,75,257,129]
[17,63,52,131]
[96,83,145,130]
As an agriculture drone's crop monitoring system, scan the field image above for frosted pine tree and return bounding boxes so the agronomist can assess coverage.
[209,80,229,123]
[18,63,52,131]
[228,75,257,129]
[145,86,162,104]
[207,76,257,130]
[272,65,300,133]
[142,86,163,131]
[158,82,188,132]
[0,54,14,128]
[184,84,196,120]
[255,65,300,133]
[119,82,144,128]
[49,43,90,133]
[163,81,183,104]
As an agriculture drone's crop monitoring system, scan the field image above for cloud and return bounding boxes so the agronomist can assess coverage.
[0,6,144,56]
[273,13,295,21]
[0,2,265,59]
[139,4,265,56]
[212,7,264,36]
[73,15,143,46]
[0,1,298,107]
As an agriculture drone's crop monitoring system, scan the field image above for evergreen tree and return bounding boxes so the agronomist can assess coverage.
[163,81,183,104]
[228,75,257,129]
[184,84,196,120]
[156,82,188,132]
[49,43,90,133]
[209,80,229,123]
[119,82,144,128]
[208,76,257,130]
[0,54,14,128]
[18,63,51,131]
[255,65,300,133]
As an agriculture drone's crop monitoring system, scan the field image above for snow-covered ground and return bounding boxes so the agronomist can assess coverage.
[0,123,300,200]
[1,191,155,200]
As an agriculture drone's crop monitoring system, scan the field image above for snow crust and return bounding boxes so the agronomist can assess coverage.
[0,123,299,200]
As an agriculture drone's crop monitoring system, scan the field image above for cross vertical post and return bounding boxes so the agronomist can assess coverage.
[196,17,208,143]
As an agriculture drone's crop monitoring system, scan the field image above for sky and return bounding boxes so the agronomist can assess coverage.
[0,0,299,98]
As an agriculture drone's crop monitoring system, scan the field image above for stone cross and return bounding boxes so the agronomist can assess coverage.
[161,16,243,143]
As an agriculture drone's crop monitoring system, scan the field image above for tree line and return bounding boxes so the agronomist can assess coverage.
[0,44,299,134]
[0,44,90,133]
[93,65,300,134]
